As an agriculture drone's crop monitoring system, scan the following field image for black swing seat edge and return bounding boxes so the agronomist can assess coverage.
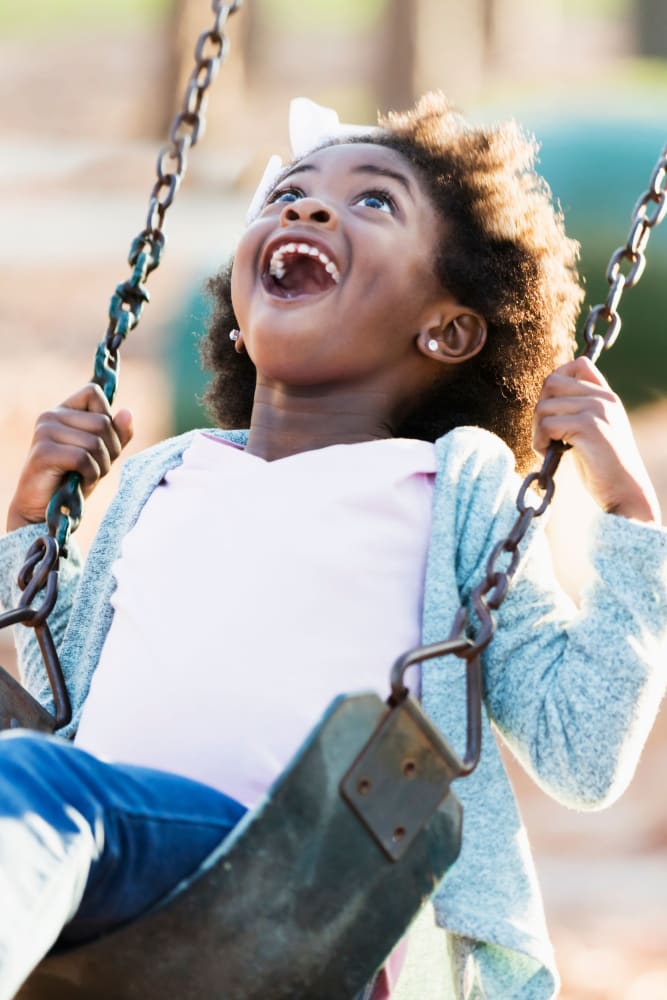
[14,690,464,1000]
[0,664,56,733]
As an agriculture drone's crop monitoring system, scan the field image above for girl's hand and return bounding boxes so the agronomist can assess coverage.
[6,384,134,533]
[533,357,661,524]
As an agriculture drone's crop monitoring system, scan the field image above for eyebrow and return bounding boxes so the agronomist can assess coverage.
[351,164,414,197]
[278,163,316,184]
[277,161,414,197]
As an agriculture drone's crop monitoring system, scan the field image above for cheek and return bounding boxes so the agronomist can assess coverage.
[229,221,268,326]
[351,271,423,337]
[229,249,253,331]
[229,263,242,321]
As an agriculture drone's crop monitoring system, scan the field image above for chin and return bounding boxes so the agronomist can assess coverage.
[247,303,336,351]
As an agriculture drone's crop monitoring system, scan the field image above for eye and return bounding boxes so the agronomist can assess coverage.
[354,189,396,214]
[267,186,304,206]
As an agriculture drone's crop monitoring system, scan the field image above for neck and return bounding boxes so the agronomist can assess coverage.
[245,382,396,461]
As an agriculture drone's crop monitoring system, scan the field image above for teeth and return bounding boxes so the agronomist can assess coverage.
[269,255,286,279]
[267,241,340,285]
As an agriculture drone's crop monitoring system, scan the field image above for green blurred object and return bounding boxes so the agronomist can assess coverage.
[535,118,667,408]
[167,281,213,435]
[0,0,168,34]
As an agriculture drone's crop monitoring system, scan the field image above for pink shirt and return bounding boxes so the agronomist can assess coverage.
[76,434,436,807]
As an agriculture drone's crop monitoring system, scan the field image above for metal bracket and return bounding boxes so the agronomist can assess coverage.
[340,695,463,861]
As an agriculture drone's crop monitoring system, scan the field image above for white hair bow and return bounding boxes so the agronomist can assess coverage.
[245,98,379,223]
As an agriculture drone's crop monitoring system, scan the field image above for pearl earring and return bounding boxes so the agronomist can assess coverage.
[229,329,239,342]
[428,338,439,352]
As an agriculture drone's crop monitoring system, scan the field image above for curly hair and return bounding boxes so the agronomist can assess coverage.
[201,93,584,474]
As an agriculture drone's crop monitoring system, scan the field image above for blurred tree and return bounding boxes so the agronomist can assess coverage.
[161,0,250,140]
[376,0,416,112]
[483,0,566,77]
[413,0,487,101]
[636,0,667,57]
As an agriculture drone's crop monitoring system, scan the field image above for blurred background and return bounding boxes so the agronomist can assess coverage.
[0,1,665,996]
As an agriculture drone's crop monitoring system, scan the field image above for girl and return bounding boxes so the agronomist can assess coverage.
[1,94,666,999]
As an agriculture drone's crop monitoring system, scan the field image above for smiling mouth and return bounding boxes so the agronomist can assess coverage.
[261,241,341,300]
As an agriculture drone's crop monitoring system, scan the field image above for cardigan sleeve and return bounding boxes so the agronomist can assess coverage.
[449,427,667,810]
[0,430,211,736]
[0,523,83,717]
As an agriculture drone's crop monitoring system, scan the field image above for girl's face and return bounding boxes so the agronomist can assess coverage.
[231,142,462,402]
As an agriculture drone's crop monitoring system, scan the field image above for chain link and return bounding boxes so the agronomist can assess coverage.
[391,138,667,726]
[2,0,241,730]
[583,143,667,363]
[453,141,667,662]
[5,27,664,736]
[44,0,241,555]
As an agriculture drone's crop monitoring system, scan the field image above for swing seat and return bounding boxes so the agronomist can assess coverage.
[0,666,56,733]
[15,691,463,1000]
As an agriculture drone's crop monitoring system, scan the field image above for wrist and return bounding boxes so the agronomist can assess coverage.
[606,488,661,525]
[6,505,38,534]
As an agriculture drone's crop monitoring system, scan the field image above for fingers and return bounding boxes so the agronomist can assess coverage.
[533,359,619,454]
[58,385,133,443]
[539,357,613,400]
[113,409,134,450]
[57,384,133,448]
[59,383,114,413]
[532,359,660,523]
[533,411,600,453]
[32,386,133,495]
[6,385,134,531]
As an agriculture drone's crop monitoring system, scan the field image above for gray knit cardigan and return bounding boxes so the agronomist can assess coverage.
[2,425,666,998]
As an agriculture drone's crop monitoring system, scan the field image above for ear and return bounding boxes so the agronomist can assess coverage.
[234,331,246,355]
[416,310,487,365]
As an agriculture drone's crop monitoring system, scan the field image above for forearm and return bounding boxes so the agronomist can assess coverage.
[484,512,667,809]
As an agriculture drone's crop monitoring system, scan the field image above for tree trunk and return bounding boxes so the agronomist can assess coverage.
[376,0,417,113]
[636,0,667,58]
[160,0,248,142]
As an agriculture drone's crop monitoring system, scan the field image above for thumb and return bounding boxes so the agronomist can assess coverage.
[114,408,134,449]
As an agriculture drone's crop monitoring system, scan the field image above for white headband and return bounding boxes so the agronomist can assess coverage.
[245,97,379,223]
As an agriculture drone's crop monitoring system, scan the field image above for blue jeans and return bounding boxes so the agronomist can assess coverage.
[0,730,246,998]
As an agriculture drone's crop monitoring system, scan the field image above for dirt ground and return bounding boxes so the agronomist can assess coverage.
[1,20,667,1000]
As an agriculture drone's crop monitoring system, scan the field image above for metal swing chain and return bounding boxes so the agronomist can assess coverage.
[0,0,240,728]
[49,0,242,555]
[391,141,667,776]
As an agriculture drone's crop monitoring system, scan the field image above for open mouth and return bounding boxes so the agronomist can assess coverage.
[261,241,341,300]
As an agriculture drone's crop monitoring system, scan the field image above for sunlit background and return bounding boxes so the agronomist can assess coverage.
[1,2,666,997]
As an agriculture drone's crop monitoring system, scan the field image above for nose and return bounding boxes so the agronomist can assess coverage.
[280,197,337,230]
